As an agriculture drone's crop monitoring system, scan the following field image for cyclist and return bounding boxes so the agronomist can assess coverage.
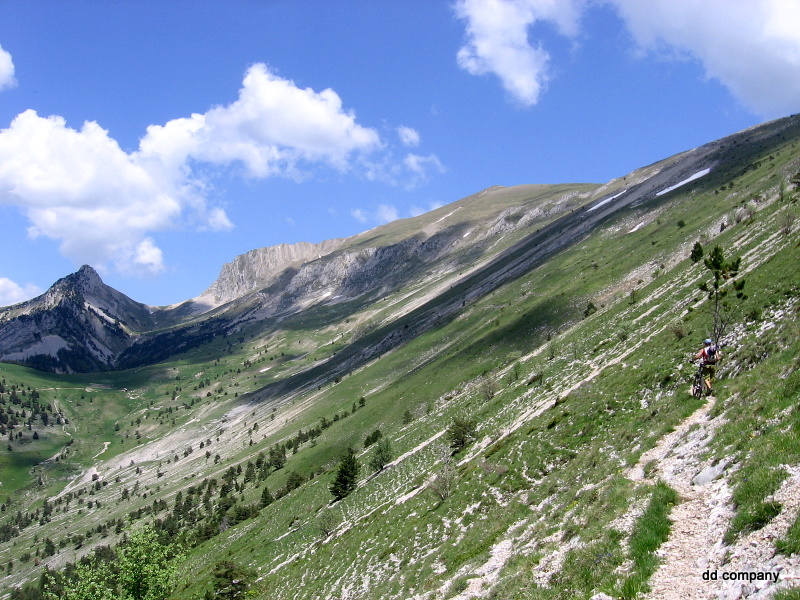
[694,339,721,396]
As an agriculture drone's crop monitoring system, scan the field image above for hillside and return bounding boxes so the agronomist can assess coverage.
[1,114,800,600]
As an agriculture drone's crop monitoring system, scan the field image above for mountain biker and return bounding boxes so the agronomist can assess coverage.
[694,339,721,396]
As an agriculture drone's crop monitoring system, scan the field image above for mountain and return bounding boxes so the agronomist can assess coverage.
[0,183,605,373]
[0,114,736,376]
[194,239,348,309]
[0,108,774,376]
[0,265,158,373]
[1,114,800,600]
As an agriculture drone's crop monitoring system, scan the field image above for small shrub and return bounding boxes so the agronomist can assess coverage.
[431,446,456,501]
[782,208,797,235]
[480,374,498,400]
[317,509,339,538]
[448,417,477,453]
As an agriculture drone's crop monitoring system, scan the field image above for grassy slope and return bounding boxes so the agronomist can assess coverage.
[1,116,799,598]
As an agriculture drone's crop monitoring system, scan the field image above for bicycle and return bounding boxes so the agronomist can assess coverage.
[690,342,725,398]
[691,362,706,398]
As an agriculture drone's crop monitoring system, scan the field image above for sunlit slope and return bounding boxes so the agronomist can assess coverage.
[0,113,799,599]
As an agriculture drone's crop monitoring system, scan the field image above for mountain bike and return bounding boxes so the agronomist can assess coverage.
[691,362,706,398]
[690,342,725,398]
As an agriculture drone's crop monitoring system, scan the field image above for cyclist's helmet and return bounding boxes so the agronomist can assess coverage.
[704,338,713,345]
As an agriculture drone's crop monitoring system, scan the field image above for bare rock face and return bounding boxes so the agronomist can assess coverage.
[197,239,347,307]
[0,265,154,373]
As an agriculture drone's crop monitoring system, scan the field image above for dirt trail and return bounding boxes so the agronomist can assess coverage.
[626,395,800,600]
[627,396,732,600]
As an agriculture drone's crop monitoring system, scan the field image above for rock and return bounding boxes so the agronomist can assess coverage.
[693,458,732,486]
[590,593,617,600]
[200,239,347,306]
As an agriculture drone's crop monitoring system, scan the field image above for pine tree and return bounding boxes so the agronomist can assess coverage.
[268,444,285,471]
[330,447,359,501]
[260,485,274,508]
[690,241,704,263]
[211,561,253,599]
[369,437,393,473]
[698,245,746,342]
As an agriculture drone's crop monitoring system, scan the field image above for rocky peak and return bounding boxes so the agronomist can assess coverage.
[54,264,103,295]
[198,238,347,307]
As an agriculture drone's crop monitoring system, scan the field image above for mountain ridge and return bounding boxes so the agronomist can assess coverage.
[2,112,799,375]
[0,114,799,600]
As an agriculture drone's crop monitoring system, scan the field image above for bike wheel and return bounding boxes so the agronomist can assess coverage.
[692,376,703,398]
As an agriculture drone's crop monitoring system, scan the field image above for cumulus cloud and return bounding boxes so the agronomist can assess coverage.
[0,110,190,274]
[140,63,382,178]
[0,64,396,275]
[397,126,421,147]
[454,0,582,106]
[0,44,16,91]
[453,0,800,117]
[610,0,800,118]
[0,277,41,307]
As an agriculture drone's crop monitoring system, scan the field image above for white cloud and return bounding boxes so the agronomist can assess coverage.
[140,63,382,178]
[403,153,446,188]
[454,0,800,117]
[0,44,16,91]
[351,208,369,223]
[350,204,400,225]
[410,201,445,217]
[454,0,583,106]
[397,126,421,147]
[376,204,400,223]
[609,0,800,118]
[0,110,191,274]
[0,64,400,276]
[361,151,446,190]
[131,238,165,274]
[0,277,41,307]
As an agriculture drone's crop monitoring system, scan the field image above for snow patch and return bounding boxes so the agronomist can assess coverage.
[656,168,711,196]
[588,190,626,212]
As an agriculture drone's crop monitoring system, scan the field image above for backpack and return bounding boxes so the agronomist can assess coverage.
[704,345,718,364]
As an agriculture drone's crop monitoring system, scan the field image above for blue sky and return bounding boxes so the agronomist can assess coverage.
[1,0,799,307]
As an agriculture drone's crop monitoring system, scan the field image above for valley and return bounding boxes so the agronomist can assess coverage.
[1,114,800,600]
